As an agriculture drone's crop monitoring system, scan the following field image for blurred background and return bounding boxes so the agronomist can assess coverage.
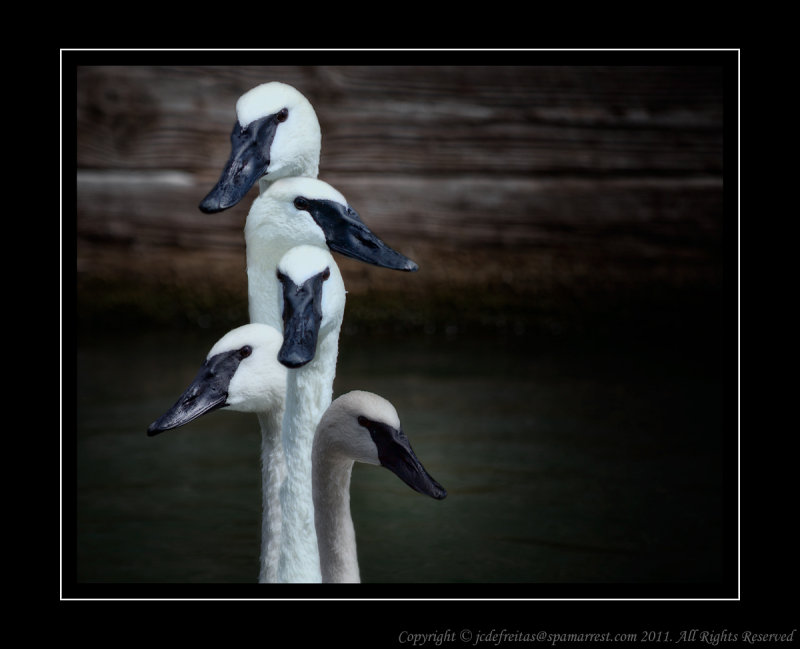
[71,58,736,596]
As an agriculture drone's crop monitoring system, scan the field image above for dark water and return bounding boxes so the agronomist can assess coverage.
[73,326,732,594]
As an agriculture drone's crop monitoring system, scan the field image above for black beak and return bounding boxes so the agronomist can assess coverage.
[146,348,249,436]
[303,199,418,272]
[277,267,330,369]
[199,113,281,214]
[359,416,447,500]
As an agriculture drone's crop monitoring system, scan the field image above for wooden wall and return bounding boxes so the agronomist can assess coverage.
[74,61,731,336]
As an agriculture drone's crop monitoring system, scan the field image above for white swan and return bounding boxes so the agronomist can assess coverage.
[146,324,288,582]
[147,329,447,584]
[198,81,322,213]
[243,178,417,581]
[273,244,347,582]
[313,390,446,583]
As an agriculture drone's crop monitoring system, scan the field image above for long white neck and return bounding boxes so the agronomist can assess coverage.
[312,449,360,583]
[257,407,285,583]
[244,194,298,580]
[245,209,292,330]
[277,330,341,583]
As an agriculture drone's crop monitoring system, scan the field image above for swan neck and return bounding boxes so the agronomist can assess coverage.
[277,331,341,583]
[257,408,285,583]
[244,205,283,330]
[312,451,360,583]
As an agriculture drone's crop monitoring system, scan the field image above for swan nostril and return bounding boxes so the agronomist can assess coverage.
[355,232,379,250]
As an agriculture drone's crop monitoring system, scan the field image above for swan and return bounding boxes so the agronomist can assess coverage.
[199,81,322,213]
[244,179,416,579]
[240,180,415,581]
[272,244,347,582]
[146,323,288,583]
[146,329,447,584]
[313,390,446,583]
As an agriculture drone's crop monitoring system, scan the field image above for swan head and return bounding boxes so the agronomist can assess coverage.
[314,391,447,500]
[199,82,321,213]
[146,324,287,436]
[276,245,346,369]
[248,177,418,272]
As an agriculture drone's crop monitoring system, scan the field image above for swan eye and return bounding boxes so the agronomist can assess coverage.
[276,108,289,123]
[239,345,252,359]
[294,197,309,211]
[321,267,331,280]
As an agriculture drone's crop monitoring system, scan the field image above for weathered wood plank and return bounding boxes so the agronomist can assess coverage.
[77,171,723,288]
[76,66,723,176]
